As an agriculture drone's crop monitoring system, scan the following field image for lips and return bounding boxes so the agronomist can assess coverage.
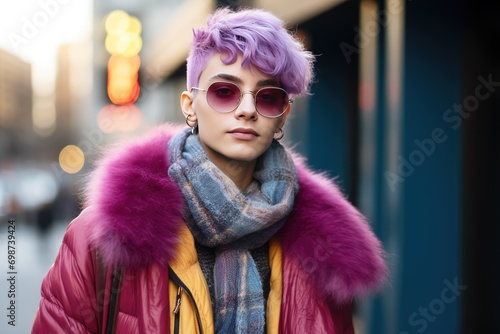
[228,127,259,140]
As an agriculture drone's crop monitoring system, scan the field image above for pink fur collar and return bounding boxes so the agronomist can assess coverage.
[84,125,387,303]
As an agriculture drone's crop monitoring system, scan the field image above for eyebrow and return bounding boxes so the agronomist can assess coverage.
[208,73,279,87]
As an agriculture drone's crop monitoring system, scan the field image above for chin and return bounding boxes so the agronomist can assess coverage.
[227,154,259,163]
[222,150,261,163]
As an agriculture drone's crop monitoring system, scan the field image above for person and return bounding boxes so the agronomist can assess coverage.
[32,7,387,334]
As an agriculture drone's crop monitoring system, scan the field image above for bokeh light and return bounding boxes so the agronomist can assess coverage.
[58,145,85,174]
[105,10,143,57]
[107,55,141,105]
[105,10,142,105]
[105,10,130,35]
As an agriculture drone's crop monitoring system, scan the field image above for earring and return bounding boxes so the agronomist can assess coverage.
[185,114,198,134]
[274,128,284,140]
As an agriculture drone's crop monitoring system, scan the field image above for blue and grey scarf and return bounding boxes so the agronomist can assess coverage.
[168,129,298,333]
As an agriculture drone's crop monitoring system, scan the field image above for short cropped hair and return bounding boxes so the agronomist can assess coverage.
[186,7,315,98]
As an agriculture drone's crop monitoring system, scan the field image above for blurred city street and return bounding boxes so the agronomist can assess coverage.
[0,0,498,333]
[0,218,68,333]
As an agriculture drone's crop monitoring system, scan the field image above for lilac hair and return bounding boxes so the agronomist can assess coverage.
[186,7,315,98]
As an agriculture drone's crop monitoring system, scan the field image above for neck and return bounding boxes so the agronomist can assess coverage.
[199,139,257,190]
[219,159,256,190]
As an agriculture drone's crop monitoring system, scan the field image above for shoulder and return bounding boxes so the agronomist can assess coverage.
[83,124,186,269]
[280,154,388,304]
[53,207,97,271]
[33,207,101,333]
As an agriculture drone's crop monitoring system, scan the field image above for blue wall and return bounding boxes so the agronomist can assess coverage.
[300,0,360,198]
[398,2,462,333]
[297,1,464,333]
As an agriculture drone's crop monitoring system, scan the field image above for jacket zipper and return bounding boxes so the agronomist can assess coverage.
[169,267,204,334]
[173,286,182,334]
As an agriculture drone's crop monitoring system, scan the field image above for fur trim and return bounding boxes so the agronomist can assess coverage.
[279,154,388,303]
[85,125,387,301]
[85,125,185,269]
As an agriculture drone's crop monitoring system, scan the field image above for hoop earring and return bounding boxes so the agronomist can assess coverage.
[274,128,284,140]
[185,115,198,134]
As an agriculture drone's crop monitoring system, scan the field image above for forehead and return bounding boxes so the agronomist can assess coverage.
[198,53,274,86]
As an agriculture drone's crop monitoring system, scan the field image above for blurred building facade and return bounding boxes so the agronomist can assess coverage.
[50,42,93,158]
[0,40,93,223]
[87,0,499,333]
[0,49,33,160]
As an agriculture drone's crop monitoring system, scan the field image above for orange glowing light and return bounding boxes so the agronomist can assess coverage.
[107,55,141,105]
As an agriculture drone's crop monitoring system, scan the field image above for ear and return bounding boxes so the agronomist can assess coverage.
[180,91,197,121]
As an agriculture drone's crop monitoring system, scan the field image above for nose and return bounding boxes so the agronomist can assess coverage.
[234,91,258,120]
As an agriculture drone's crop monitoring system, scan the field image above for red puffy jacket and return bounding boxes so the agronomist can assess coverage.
[32,126,387,333]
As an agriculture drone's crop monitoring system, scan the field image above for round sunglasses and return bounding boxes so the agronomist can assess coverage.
[191,82,292,118]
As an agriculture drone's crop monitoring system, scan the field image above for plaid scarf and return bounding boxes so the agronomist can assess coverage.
[168,129,298,334]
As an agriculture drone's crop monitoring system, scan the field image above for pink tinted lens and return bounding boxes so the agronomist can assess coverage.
[255,88,288,117]
[206,82,241,112]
